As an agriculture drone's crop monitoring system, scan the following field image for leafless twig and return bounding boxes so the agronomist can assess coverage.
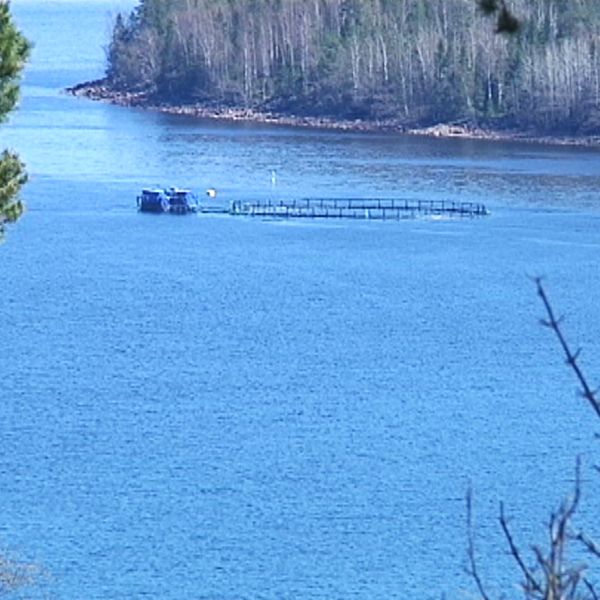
[465,282,600,599]
[578,532,600,559]
[466,488,492,600]
[535,277,600,421]
[496,459,588,599]
[584,578,600,600]
[499,502,542,595]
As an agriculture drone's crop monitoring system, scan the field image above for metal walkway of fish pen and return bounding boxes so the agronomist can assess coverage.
[229,198,489,220]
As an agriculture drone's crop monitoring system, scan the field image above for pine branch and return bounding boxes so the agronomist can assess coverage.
[476,0,521,34]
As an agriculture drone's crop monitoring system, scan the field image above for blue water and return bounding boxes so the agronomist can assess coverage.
[3,2,600,598]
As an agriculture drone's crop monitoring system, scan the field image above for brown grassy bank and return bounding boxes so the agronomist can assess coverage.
[66,80,600,147]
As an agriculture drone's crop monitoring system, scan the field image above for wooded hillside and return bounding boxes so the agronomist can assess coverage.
[106,0,600,134]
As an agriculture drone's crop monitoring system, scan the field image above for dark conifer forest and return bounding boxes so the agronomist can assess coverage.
[105,0,600,134]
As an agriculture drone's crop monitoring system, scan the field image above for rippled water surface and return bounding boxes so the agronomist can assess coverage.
[3,2,600,599]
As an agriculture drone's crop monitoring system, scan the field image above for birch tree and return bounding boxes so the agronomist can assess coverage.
[105,0,600,134]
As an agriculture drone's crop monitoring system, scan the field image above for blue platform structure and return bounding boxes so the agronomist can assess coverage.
[137,188,198,214]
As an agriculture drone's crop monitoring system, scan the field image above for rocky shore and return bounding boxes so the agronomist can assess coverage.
[66,79,600,147]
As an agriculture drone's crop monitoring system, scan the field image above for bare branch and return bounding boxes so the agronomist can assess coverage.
[577,532,600,559]
[466,489,493,600]
[499,502,542,594]
[535,278,600,420]
[584,577,600,600]
[466,283,600,600]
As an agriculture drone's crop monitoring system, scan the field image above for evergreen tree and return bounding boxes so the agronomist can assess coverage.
[104,0,600,135]
[0,1,30,239]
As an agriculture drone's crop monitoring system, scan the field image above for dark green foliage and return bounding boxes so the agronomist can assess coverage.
[0,1,30,238]
[105,0,600,134]
[477,0,499,16]
[0,3,29,119]
[496,6,520,34]
[0,150,26,226]
[477,0,520,33]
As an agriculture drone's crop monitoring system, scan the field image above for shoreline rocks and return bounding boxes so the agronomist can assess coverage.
[66,80,600,147]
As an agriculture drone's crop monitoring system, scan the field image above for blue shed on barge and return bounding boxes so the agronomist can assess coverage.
[137,188,198,214]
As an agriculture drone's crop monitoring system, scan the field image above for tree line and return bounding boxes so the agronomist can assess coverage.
[106,0,600,134]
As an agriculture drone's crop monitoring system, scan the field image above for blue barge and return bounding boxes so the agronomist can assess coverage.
[137,188,198,214]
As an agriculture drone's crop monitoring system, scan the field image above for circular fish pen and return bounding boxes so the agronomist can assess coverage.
[229,197,489,220]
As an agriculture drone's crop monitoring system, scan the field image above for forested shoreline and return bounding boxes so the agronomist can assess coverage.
[98,0,600,136]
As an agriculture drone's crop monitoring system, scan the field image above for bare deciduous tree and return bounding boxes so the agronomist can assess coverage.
[103,0,600,133]
[467,280,600,599]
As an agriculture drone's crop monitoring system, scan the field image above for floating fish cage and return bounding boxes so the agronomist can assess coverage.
[229,197,489,220]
